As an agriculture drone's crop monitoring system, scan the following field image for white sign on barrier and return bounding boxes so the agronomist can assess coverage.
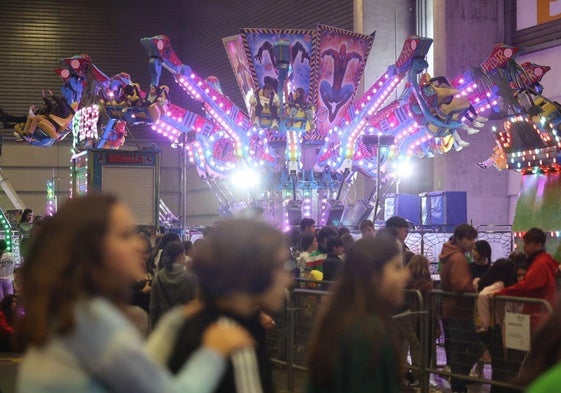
[504,312,531,351]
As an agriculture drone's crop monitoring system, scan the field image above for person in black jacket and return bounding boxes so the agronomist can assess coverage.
[167,219,293,393]
[323,235,344,283]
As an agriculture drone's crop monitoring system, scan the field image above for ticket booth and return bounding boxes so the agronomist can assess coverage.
[71,149,160,226]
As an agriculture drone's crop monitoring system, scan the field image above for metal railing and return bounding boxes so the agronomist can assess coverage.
[267,284,552,393]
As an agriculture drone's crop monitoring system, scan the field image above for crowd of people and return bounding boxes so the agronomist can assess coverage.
[0,194,558,392]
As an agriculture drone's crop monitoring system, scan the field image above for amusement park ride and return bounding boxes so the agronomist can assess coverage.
[4,25,561,230]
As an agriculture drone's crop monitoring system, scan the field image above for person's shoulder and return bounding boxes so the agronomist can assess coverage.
[533,252,559,268]
[74,298,130,333]
[145,306,189,363]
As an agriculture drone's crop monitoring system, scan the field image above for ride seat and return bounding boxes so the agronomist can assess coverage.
[48,113,73,130]
[437,97,471,118]
[431,85,460,106]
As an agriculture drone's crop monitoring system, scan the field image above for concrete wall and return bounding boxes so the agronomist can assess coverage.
[0,140,221,226]
[359,0,424,199]
[518,45,561,100]
[431,0,512,228]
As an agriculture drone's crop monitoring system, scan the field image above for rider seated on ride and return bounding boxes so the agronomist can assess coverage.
[249,76,280,129]
[14,91,74,140]
[286,87,315,130]
[145,85,169,107]
[419,74,470,115]
[431,77,487,135]
[475,145,507,170]
[143,85,169,122]
[112,83,143,107]
[418,74,473,150]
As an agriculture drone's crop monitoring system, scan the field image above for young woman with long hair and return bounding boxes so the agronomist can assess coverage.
[17,194,254,393]
[306,236,410,392]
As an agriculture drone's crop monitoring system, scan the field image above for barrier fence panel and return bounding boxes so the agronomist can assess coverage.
[424,290,552,393]
[266,279,333,366]
[268,285,552,393]
[394,289,426,390]
[266,301,289,366]
[268,285,426,392]
[290,288,329,369]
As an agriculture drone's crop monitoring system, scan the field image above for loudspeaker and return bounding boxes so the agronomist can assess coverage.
[325,200,345,226]
[341,199,373,228]
[286,201,303,226]
[384,193,421,225]
[420,191,467,227]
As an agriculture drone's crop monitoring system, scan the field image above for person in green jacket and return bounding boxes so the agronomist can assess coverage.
[306,236,410,393]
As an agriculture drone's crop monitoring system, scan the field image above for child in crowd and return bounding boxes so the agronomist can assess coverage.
[149,241,198,328]
[408,255,434,298]
[17,194,255,393]
[340,232,355,256]
[503,263,528,314]
[471,239,492,285]
[296,232,318,278]
[359,219,375,238]
[477,258,524,391]
[306,237,410,393]
[476,258,517,332]
[150,232,181,273]
[322,235,344,282]
[165,219,293,393]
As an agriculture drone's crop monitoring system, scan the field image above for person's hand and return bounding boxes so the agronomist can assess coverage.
[183,299,203,317]
[259,310,276,330]
[473,277,480,289]
[202,323,255,356]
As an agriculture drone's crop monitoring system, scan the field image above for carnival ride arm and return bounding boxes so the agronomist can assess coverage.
[316,37,433,172]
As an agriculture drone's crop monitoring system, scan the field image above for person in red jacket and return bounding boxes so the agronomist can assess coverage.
[497,227,558,329]
[438,224,481,393]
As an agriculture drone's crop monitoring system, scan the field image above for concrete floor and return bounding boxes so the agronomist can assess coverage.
[0,355,19,393]
[272,366,492,393]
[0,353,495,393]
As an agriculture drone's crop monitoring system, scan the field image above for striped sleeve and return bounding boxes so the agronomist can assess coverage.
[218,317,263,393]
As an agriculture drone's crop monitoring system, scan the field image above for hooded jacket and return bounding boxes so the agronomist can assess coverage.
[497,250,558,328]
[149,264,198,328]
[438,241,475,319]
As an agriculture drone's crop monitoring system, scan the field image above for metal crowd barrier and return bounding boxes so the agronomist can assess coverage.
[423,290,552,393]
[267,285,552,393]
